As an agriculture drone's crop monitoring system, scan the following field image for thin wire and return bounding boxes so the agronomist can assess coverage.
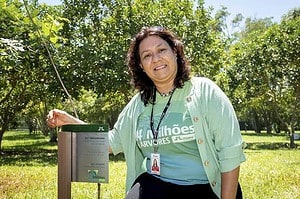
[22,0,78,118]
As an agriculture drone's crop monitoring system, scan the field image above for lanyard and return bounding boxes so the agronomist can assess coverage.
[150,87,175,153]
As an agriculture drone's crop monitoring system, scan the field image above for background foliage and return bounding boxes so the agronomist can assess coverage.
[1,0,300,198]
[0,1,299,147]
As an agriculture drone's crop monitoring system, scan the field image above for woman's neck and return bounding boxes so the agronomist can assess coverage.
[155,83,175,97]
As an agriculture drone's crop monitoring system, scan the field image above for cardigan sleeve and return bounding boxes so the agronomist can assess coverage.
[108,93,140,155]
[202,78,246,172]
[108,93,147,192]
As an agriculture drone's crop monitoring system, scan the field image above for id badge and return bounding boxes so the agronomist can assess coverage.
[150,153,160,175]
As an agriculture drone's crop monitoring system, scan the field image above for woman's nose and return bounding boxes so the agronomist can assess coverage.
[152,53,161,62]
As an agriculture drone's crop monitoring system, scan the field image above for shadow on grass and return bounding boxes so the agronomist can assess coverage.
[245,142,298,150]
[1,130,127,166]
[242,132,288,137]
[109,153,125,162]
[0,148,58,166]
[1,140,58,167]
[2,131,298,167]
[1,131,58,166]
[3,131,46,141]
[1,148,126,167]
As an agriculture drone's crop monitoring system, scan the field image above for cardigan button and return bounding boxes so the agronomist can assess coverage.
[193,117,199,122]
[198,138,203,144]
[204,160,210,166]
[186,96,192,102]
[211,181,216,187]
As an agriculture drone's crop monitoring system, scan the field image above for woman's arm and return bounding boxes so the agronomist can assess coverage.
[221,166,240,199]
[46,109,85,128]
[47,109,114,153]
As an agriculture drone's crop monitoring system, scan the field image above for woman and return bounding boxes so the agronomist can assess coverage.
[47,26,246,199]
[151,158,160,173]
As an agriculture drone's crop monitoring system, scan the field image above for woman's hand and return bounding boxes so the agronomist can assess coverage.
[46,109,85,128]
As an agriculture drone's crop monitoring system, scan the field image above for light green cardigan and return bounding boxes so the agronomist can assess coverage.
[109,76,246,198]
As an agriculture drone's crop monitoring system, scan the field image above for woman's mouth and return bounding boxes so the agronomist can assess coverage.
[154,64,166,71]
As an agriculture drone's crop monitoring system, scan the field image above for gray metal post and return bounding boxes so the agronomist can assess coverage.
[98,183,101,199]
[58,124,109,199]
[58,131,72,199]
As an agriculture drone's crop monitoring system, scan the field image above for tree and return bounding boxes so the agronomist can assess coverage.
[263,14,300,147]
[227,8,300,147]
[55,0,223,126]
[0,0,64,152]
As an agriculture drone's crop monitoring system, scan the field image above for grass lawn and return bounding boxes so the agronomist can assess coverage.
[0,130,299,199]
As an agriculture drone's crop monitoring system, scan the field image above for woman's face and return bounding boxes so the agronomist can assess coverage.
[139,35,177,86]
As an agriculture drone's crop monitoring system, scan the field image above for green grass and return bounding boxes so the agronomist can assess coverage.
[240,132,300,199]
[0,131,126,199]
[0,130,299,199]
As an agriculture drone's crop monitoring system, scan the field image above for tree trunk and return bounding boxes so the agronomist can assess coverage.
[251,110,262,134]
[288,125,296,149]
[0,130,4,155]
[49,129,58,142]
[266,125,272,134]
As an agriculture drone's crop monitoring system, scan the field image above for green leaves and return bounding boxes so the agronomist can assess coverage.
[1,0,299,145]
[228,12,300,137]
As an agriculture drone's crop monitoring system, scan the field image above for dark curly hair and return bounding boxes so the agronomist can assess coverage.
[127,26,191,105]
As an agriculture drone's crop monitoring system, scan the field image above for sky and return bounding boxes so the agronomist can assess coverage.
[40,0,299,22]
[204,0,299,22]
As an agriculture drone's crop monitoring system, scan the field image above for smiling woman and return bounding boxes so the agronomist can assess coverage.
[46,26,246,199]
[138,35,178,95]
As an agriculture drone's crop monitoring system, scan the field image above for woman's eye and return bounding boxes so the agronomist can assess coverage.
[143,54,150,59]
